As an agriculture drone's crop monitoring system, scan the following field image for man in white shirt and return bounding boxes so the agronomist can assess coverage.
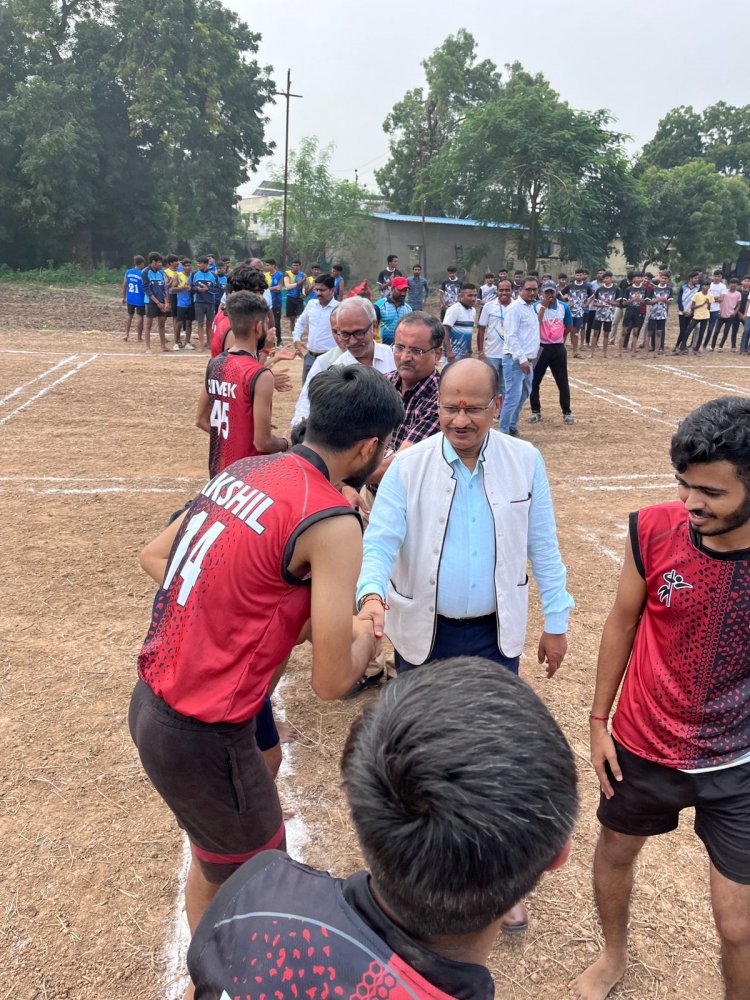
[707,269,727,350]
[499,277,540,436]
[292,273,338,383]
[477,278,513,397]
[291,297,395,426]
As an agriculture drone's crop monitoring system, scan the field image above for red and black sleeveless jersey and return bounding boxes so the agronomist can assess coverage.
[188,852,493,1000]
[210,308,231,357]
[137,447,357,723]
[613,501,750,769]
[206,350,268,478]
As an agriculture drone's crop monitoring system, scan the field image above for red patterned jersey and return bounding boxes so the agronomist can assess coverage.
[210,308,231,356]
[205,350,268,478]
[188,852,492,1000]
[137,448,356,723]
[613,501,750,769]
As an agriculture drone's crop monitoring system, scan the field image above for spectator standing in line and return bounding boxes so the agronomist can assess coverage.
[190,256,219,352]
[331,263,345,301]
[406,263,429,310]
[706,269,727,349]
[283,259,306,328]
[443,283,478,363]
[610,272,632,345]
[122,254,146,343]
[566,268,593,358]
[376,254,403,298]
[620,274,650,357]
[171,259,193,350]
[589,271,618,360]
[303,263,321,302]
[512,269,525,299]
[738,276,750,354]
[439,265,463,320]
[266,259,284,347]
[142,251,170,354]
[479,272,497,306]
[686,280,714,353]
[527,282,575,426]
[646,273,672,355]
[675,271,701,352]
[478,277,513,396]
[376,277,412,346]
[499,277,540,436]
[292,273,338,383]
[712,277,741,351]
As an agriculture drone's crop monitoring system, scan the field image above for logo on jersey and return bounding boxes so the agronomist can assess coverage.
[657,569,693,608]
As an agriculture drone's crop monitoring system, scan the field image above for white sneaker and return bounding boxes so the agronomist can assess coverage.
[172,343,182,351]
[184,343,196,351]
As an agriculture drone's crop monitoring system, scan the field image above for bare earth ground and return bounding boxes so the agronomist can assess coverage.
[2,283,749,998]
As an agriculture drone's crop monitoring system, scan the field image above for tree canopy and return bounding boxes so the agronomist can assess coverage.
[0,0,274,268]
[259,137,372,268]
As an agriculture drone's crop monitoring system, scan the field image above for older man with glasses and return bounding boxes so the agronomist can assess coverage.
[290,297,396,427]
[356,356,573,931]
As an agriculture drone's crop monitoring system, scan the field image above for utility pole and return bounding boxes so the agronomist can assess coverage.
[274,69,302,270]
[418,136,428,275]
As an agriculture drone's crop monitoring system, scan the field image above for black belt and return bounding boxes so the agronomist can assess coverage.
[308,350,325,358]
[438,613,496,627]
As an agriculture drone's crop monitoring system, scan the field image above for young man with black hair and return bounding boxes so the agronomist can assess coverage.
[188,658,578,1000]
[190,257,219,351]
[572,396,750,1000]
[528,282,575,425]
[164,254,181,339]
[195,291,290,478]
[589,272,617,359]
[266,259,284,346]
[566,268,593,358]
[142,252,170,354]
[122,254,146,342]
[130,365,404,979]
[442,282,478,363]
[376,254,403,297]
[439,265,462,319]
[619,273,650,357]
[284,259,306,323]
[172,259,194,350]
[292,273,338,383]
[331,263,345,301]
[675,271,702,352]
[646,273,672,354]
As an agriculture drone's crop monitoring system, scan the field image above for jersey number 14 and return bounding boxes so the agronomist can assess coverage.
[163,511,225,606]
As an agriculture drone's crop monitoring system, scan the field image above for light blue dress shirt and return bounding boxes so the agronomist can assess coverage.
[357,435,573,632]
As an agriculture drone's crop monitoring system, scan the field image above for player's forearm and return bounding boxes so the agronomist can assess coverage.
[312,633,375,700]
[591,610,638,717]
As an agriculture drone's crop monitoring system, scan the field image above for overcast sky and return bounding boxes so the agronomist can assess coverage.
[228,0,750,196]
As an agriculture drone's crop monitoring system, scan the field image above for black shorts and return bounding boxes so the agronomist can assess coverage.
[624,307,644,329]
[598,739,750,884]
[146,301,165,319]
[254,696,280,751]
[286,297,304,320]
[169,293,178,316]
[176,305,194,322]
[127,303,145,316]
[129,680,285,883]
[593,320,612,333]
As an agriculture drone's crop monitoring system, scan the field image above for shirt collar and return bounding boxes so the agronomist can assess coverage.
[441,432,490,474]
[389,370,438,394]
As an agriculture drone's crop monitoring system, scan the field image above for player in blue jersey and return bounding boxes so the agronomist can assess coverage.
[142,251,170,354]
[122,255,146,342]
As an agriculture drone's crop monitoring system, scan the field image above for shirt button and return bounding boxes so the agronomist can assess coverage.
[428,606,434,612]
[429,578,436,585]
[433,548,439,555]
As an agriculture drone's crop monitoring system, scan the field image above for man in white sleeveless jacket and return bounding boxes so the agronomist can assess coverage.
[356,358,573,677]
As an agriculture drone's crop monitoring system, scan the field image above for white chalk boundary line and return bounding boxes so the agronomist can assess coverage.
[573,472,673,482]
[0,347,208,359]
[575,525,623,565]
[0,486,192,496]
[0,354,81,408]
[0,354,99,427]
[568,376,677,428]
[651,364,750,395]
[0,474,203,483]
[580,483,675,492]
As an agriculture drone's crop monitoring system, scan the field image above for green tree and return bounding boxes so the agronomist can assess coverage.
[638,160,750,272]
[259,137,372,267]
[443,63,627,270]
[0,0,273,267]
[375,30,500,216]
[639,103,750,176]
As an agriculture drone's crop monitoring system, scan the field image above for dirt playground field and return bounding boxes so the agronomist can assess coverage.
[2,283,749,999]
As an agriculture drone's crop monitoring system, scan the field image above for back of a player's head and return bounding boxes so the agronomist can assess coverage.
[225,291,268,337]
[227,265,266,295]
[305,366,404,453]
[133,254,145,267]
[341,658,578,937]
[671,396,750,489]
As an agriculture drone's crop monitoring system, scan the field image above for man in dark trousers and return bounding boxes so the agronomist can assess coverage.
[527,281,575,426]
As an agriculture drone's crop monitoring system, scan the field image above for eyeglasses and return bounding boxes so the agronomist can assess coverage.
[439,399,496,418]
[393,343,435,357]
[339,326,372,341]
